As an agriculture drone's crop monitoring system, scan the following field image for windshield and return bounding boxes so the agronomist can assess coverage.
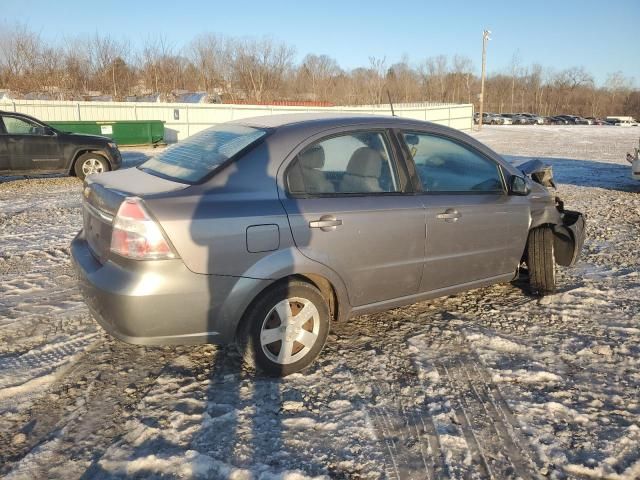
[140,124,267,183]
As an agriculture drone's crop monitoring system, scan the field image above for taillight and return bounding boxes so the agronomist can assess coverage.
[110,197,177,260]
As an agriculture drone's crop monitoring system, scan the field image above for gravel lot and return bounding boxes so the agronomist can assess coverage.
[0,126,638,479]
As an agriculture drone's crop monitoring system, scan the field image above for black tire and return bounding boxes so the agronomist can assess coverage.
[74,152,110,180]
[237,280,330,376]
[526,227,556,295]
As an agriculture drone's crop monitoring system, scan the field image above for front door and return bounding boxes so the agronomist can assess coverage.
[1,115,62,172]
[398,131,530,292]
[280,130,426,307]
[0,121,8,172]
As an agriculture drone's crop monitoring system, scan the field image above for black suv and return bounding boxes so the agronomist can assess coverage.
[0,111,122,179]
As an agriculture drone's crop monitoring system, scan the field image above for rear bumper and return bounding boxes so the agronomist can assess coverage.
[71,231,269,345]
[553,210,586,267]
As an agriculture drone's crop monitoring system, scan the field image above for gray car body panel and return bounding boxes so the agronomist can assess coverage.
[71,230,270,344]
[71,113,584,346]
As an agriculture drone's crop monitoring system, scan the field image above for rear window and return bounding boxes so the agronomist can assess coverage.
[140,124,267,183]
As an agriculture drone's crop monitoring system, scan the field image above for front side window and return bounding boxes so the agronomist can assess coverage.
[140,124,267,183]
[287,131,398,195]
[401,132,504,193]
[2,116,47,135]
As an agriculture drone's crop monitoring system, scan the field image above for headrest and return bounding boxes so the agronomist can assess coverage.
[299,145,325,169]
[346,147,382,177]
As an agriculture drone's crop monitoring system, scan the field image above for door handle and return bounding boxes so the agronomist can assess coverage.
[309,215,343,232]
[436,209,461,222]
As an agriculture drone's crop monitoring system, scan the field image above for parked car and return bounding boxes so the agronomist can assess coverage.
[608,116,639,127]
[501,114,527,125]
[586,117,608,125]
[0,110,121,179]
[556,115,589,125]
[71,114,585,376]
[517,113,544,125]
[502,113,534,125]
[499,115,513,125]
[555,115,580,125]
[474,112,504,125]
[549,116,570,125]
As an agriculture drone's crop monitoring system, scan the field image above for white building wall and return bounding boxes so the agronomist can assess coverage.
[0,99,473,142]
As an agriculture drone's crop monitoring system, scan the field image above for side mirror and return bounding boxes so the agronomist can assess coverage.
[404,134,419,146]
[510,175,530,195]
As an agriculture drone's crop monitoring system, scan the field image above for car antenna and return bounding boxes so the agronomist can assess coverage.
[387,90,396,117]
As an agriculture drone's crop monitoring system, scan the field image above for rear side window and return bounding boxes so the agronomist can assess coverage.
[287,131,399,195]
[401,132,504,193]
[140,124,267,183]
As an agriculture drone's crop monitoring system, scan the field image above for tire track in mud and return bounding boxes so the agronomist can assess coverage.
[416,323,544,480]
[0,338,178,478]
[0,332,100,389]
[334,315,541,480]
[433,355,540,479]
[337,339,446,479]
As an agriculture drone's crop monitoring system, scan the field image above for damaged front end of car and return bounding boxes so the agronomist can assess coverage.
[520,159,586,267]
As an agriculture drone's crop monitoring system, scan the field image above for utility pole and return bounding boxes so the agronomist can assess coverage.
[478,29,491,131]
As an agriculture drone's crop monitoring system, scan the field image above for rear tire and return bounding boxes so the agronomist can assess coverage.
[237,280,330,377]
[74,153,109,180]
[526,227,556,295]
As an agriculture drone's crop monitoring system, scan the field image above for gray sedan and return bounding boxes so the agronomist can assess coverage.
[71,114,585,376]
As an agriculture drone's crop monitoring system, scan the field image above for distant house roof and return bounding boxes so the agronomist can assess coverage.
[125,93,162,103]
[24,92,55,100]
[225,100,334,107]
[84,94,113,102]
[174,92,221,104]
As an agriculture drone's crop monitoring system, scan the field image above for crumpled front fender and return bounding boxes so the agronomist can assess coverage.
[553,209,586,267]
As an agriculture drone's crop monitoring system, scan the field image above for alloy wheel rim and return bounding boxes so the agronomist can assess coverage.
[260,297,320,365]
[82,158,104,176]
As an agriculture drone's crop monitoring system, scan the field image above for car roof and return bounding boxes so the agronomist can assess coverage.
[232,112,422,129]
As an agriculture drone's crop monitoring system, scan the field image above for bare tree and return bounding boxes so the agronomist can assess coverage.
[231,37,294,102]
[451,55,473,104]
[420,55,448,102]
[187,33,230,93]
[386,56,422,103]
[508,50,521,112]
[0,23,43,92]
[0,22,638,118]
[297,54,340,101]
[88,34,132,99]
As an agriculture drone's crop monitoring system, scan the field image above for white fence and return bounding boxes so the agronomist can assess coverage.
[0,99,473,142]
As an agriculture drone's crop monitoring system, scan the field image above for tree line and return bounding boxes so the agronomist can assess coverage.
[0,24,638,118]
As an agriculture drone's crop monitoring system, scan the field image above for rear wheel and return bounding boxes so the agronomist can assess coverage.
[526,227,556,295]
[238,280,330,376]
[74,153,109,180]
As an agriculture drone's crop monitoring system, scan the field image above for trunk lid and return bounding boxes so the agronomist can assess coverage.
[82,167,188,262]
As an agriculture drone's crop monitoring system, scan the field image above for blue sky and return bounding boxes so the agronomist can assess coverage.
[2,0,638,86]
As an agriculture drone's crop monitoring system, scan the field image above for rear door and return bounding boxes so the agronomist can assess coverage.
[1,114,62,172]
[398,130,530,293]
[279,129,425,307]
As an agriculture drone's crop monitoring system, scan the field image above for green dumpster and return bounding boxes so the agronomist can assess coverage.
[48,120,165,146]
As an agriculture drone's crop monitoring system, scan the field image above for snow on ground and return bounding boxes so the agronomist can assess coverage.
[0,126,639,479]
